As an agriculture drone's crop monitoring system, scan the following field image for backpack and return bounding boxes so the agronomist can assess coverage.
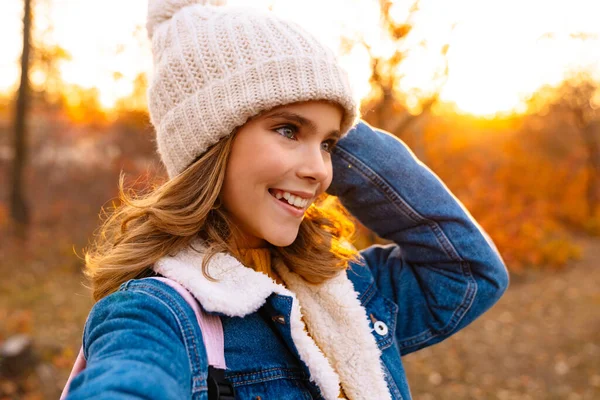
[60,277,235,399]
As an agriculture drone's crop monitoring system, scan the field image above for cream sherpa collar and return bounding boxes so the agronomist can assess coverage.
[153,242,391,400]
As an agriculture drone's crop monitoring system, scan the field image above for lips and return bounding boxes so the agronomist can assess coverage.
[269,190,306,218]
[268,188,314,200]
[269,190,310,210]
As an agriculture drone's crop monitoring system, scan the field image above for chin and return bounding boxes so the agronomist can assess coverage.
[266,236,296,247]
[264,228,300,247]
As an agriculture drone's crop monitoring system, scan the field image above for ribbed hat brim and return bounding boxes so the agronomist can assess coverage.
[154,56,358,177]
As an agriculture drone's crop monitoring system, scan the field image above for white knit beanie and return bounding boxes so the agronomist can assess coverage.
[146,0,359,178]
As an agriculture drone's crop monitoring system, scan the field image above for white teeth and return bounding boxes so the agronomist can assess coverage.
[271,189,310,209]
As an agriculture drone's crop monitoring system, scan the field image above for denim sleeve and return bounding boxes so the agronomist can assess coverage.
[66,287,196,399]
[328,121,509,355]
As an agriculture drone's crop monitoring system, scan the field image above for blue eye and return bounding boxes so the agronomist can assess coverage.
[275,125,298,140]
[321,139,338,154]
[274,124,337,153]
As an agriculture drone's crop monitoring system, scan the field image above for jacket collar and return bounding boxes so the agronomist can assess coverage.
[153,240,391,400]
[154,241,281,317]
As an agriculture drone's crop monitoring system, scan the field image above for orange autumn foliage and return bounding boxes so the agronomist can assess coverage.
[413,112,585,272]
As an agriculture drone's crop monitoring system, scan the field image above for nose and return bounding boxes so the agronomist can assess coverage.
[296,144,330,183]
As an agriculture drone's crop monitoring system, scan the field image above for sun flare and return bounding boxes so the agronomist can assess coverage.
[0,0,599,117]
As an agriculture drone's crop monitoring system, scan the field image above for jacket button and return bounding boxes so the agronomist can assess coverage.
[374,321,388,336]
[272,315,286,325]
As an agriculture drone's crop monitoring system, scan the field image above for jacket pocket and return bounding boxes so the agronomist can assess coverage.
[362,286,409,399]
[362,283,399,350]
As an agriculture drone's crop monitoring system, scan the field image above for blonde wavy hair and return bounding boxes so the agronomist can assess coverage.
[85,130,361,301]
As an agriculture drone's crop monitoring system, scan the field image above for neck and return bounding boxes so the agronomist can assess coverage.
[228,229,268,250]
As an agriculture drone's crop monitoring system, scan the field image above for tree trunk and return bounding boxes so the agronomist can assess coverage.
[10,0,32,230]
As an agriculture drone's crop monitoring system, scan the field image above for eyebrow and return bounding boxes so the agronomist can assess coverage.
[264,110,342,139]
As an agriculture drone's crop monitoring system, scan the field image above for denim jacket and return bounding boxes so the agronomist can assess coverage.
[66,121,509,400]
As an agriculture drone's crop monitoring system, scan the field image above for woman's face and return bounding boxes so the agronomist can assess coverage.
[221,100,344,248]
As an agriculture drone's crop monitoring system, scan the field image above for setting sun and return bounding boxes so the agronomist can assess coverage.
[1,0,599,116]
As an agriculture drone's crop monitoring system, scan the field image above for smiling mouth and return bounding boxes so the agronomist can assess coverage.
[268,189,310,210]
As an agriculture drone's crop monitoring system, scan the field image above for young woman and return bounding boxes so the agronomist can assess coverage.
[65,0,509,399]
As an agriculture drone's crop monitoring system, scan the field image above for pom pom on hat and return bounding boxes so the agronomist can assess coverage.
[147,0,226,39]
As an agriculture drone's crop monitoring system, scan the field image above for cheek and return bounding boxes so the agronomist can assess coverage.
[241,142,290,180]
[223,140,283,198]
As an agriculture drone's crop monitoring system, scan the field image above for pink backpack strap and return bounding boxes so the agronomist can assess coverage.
[151,277,227,369]
[60,277,225,399]
[60,347,86,400]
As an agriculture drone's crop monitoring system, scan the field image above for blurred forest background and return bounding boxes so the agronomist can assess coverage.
[1,0,599,399]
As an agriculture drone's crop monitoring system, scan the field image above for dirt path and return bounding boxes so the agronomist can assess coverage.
[402,237,600,400]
